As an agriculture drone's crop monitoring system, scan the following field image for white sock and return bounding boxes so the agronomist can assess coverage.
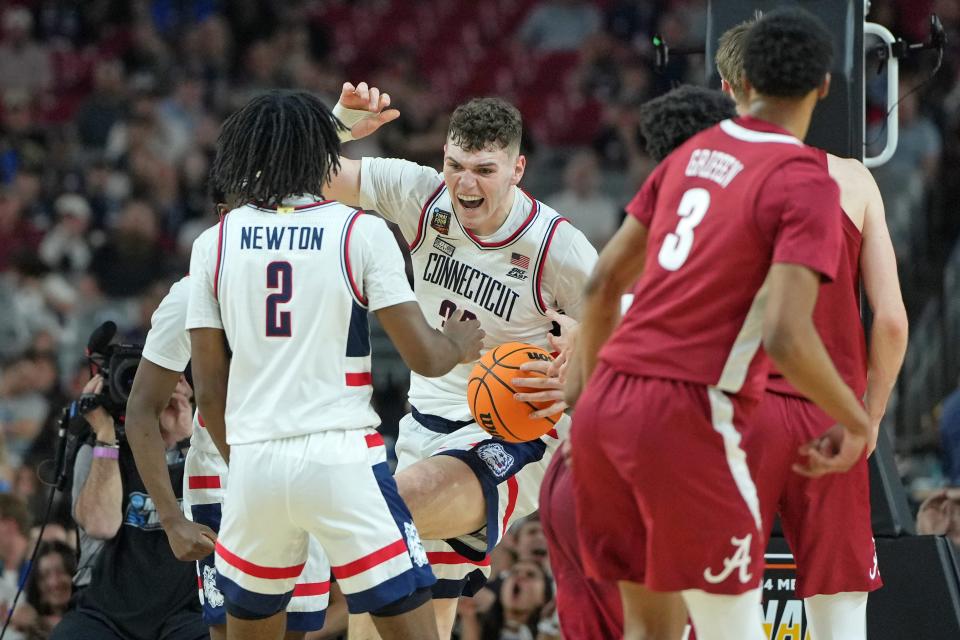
[804,592,868,640]
[682,588,766,640]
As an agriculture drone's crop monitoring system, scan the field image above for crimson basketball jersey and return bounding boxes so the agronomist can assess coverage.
[600,117,844,400]
[767,150,867,398]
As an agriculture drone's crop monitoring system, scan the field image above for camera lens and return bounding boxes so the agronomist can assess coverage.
[110,357,141,402]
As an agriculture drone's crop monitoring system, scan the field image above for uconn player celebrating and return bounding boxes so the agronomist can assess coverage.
[324,90,596,637]
[186,91,482,640]
[125,234,340,638]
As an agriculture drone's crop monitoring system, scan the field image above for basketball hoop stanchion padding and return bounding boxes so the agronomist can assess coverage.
[705,0,864,160]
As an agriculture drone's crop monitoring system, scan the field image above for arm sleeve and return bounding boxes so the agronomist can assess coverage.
[763,160,844,282]
[71,444,93,519]
[141,278,191,372]
[540,223,599,321]
[625,162,666,228]
[350,215,418,312]
[358,157,443,242]
[185,228,223,330]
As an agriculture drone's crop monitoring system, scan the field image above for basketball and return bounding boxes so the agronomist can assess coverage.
[467,342,558,443]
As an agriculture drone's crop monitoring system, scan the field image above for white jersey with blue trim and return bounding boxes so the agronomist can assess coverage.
[185,196,416,445]
[141,275,218,455]
[360,158,598,422]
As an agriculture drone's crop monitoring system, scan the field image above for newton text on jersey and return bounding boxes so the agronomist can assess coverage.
[423,252,521,322]
[239,225,324,251]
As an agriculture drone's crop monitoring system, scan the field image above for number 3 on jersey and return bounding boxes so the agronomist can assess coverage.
[658,188,710,271]
[266,261,292,337]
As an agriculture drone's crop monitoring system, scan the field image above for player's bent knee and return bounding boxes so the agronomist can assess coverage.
[370,587,432,618]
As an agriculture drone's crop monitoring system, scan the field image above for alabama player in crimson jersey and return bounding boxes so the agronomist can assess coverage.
[716,19,908,640]
[567,9,871,640]
[538,85,738,640]
[324,90,596,639]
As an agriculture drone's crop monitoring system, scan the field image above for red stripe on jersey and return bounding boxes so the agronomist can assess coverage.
[343,211,368,305]
[216,542,305,580]
[426,552,491,566]
[365,433,384,448]
[346,372,372,386]
[213,213,227,300]
[409,184,445,250]
[188,475,221,489]
[197,576,202,590]
[535,218,567,313]
[292,581,331,597]
[546,429,559,439]
[197,413,206,428]
[463,191,539,248]
[502,476,519,535]
[332,539,407,579]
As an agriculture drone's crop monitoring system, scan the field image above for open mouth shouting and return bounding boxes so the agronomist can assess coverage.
[457,194,484,209]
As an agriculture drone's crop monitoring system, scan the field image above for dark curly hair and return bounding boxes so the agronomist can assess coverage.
[447,97,523,155]
[210,90,343,206]
[639,86,736,162]
[743,8,833,99]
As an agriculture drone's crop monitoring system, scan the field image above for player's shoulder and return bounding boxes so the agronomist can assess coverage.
[535,200,598,264]
[193,222,221,250]
[826,153,877,190]
[151,276,190,325]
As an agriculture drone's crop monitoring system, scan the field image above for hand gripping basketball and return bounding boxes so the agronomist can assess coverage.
[468,343,560,443]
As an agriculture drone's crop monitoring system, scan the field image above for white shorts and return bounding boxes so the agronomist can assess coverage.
[182,447,329,629]
[214,429,435,616]
[395,409,564,597]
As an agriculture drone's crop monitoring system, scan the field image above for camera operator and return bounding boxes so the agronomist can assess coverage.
[50,373,208,640]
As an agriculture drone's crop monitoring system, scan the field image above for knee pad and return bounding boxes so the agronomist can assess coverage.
[370,586,432,618]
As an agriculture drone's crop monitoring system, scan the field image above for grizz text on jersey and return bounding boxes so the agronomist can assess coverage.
[423,251,520,321]
[239,225,324,251]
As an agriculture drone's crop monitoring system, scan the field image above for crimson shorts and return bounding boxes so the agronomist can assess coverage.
[570,366,764,595]
[747,391,881,598]
[539,453,623,638]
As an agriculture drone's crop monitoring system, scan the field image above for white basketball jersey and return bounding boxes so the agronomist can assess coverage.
[141,275,217,454]
[359,158,598,421]
[186,197,416,445]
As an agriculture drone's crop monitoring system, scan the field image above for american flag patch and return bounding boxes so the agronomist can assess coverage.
[510,253,530,269]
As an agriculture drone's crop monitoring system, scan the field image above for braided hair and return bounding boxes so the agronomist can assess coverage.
[211,90,343,206]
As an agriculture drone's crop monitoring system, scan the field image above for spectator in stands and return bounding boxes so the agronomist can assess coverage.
[75,59,129,153]
[940,381,960,485]
[512,516,550,572]
[39,195,94,276]
[89,199,166,298]
[9,540,76,638]
[547,150,620,249]
[0,7,52,97]
[459,560,556,640]
[0,187,42,272]
[518,0,602,53]
[0,493,31,602]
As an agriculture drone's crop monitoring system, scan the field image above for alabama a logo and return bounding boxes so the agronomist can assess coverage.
[430,208,451,235]
[477,443,515,478]
[202,565,225,608]
[703,534,754,584]
[404,521,429,567]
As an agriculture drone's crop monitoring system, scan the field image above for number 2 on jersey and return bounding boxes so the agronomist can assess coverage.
[658,188,711,271]
[266,261,292,337]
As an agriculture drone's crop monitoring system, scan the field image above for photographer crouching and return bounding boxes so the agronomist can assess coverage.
[51,327,207,640]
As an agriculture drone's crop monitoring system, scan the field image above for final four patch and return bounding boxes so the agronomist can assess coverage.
[430,208,451,235]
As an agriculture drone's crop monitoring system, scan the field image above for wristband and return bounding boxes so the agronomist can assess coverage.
[93,446,120,460]
[332,102,369,143]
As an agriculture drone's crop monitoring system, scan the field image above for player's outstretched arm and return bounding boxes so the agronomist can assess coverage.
[375,305,484,377]
[189,328,231,464]
[570,216,648,404]
[857,163,909,454]
[763,263,871,476]
[324,81,400,207]
[126,359,216,561]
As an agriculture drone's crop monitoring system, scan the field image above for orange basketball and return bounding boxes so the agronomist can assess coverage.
[467,342,558,443]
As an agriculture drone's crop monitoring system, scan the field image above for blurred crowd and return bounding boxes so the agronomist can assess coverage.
[0,0,958,638]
